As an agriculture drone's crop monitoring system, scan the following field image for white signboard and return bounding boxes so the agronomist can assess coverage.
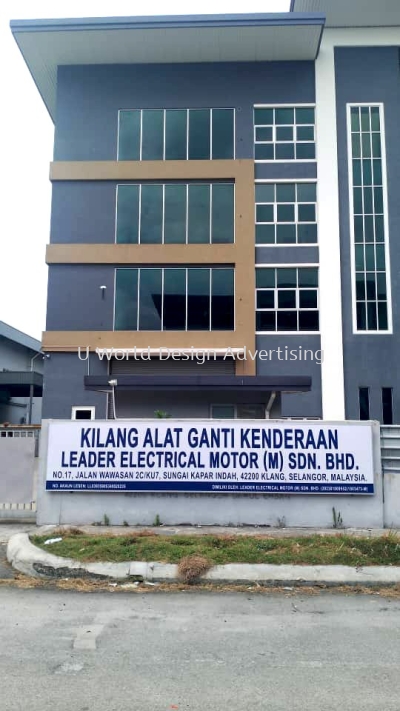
[45,420,375,495]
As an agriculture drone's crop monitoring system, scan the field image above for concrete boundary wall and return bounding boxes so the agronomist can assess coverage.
[37,420,385,528]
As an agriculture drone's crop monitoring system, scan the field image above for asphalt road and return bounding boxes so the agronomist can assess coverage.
[0,588,400,711]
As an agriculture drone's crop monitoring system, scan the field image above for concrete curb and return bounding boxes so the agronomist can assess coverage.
[7,533,400,585]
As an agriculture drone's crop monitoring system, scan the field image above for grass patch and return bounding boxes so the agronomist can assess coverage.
[30,532,400,567]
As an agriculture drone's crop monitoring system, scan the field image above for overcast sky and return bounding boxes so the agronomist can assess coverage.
[1,0,289,341]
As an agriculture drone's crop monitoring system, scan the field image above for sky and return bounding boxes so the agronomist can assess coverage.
[1,0,289,341]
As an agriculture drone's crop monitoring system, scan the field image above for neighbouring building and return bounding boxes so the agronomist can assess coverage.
[10,1,400,423]
[0,321,43,425]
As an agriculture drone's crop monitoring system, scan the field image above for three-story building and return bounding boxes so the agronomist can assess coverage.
[11,1,400,424]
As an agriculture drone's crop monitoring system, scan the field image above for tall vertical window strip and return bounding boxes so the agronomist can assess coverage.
[118,109,234,160]
[115,268,234,331]
[348,105,390,332]
[116,183,234,244]
[382,387,393,425]
[255,182,317,245]
[254,106,315,161]
[359,387,370,421]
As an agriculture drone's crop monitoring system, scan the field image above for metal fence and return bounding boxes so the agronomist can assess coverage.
[0,425,40,514]
[380,425,400,476]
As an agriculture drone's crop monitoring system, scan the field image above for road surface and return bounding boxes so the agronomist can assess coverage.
[0,587,399,710]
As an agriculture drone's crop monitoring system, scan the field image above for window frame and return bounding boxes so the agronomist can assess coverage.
[117,108,236,161]
[255,264,319,334]
[114,267,235,332]
[255,179,318,247]
[381,387,393,425]
[210,404,267,419]
[253,104,316,164]
[115,182,235,245]
[346,103,392,334]
[71,406,96,421]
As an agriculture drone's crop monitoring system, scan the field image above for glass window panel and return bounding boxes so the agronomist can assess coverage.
[365,244,375,270]
[256,204,274,222]
[212,109,234,159]
[256,224,275,244]
[356,273,365,301]
[350,107,360,132]
[377,273,387,300]
[299,290,318,309]
[116,185,139,244]
[275,108,294,124]
[257,290,274,309]
[298,268,318,287]
[188,110,210,160]
[361,107,370,132]
[297,126,314,141]
[278,290,296,309]
[353,160,362,186]
[375,215,384,242]
[357,302,367,330]
[367,301,377,330]
[359,387,370,420]
[211,269,234,330]
[256,311,275,331]
[352,134,361,159]
[212,183,234,244]
[366,274,376,300]
[276,224,296,244]
[115,269,138,330]
[254,108,273,125]
[295,107,315,124]
[255,184,275,202]
[211,405,235,419]
[276,126,293,141]
[255,127,273,141]
[355,245,364,270]
[277,204,295,222]
[141,110,164,160]
[362,160,372,186]
[299,311,319,331]
[364,216,374,243]
[354,216,364,243]
[140,185,163,243]
[187,268,210,330]
[276,184,295,202]
[165,110,187,160]
[353,188,363,214]
[297,183,316,202]
[371,107,380,132]
[376,244,386,270]
[371,133,381,158]
[373,160,382,185]
[237,405,265,420]
[298,204,316,222]
[374,187,383,214]
[382,388,393,425]
[363,187,373,214]
[296,143,315,160]
[188,184,210,243]
[378,302,388,330]
[118,110,140,160]
[277,268,296,288]
[275,143,295,160]
[255,144,274,160]
[163,269,186,330]
[138,269,162,330]
[256,268,275,288]
[297,223,317,244]
[164,185,186,244]
[361,133,371,158]
[277,311,297,331]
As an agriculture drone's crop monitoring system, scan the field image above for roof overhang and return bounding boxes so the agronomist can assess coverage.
[0,371,43,398]
[10,13,325,122]
[290,1,400,28]
[84,375,312,393]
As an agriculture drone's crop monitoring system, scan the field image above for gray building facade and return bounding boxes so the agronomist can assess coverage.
[10,2,400,424]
